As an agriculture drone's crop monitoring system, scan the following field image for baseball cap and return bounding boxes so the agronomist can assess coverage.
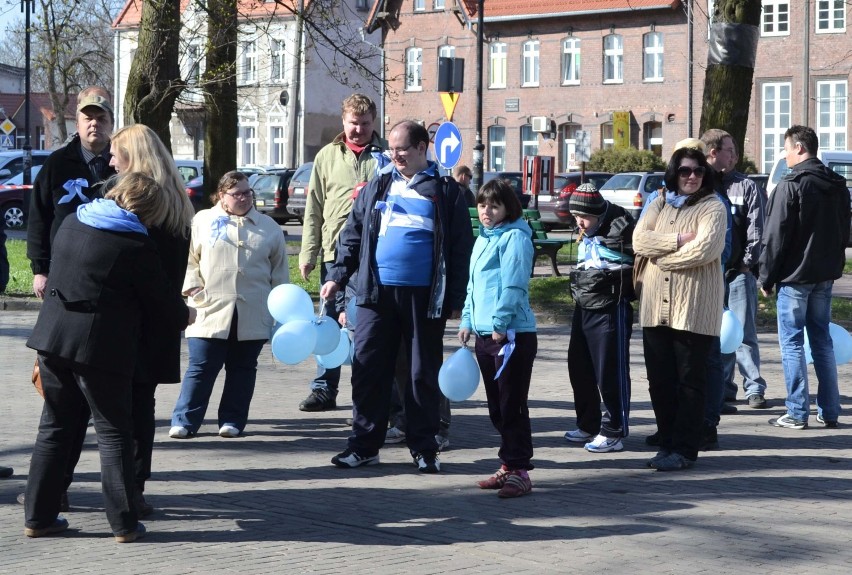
[76,94,114,117]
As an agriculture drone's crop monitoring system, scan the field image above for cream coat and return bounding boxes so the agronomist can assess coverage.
[633,193,727,336]
[183,204,289,340]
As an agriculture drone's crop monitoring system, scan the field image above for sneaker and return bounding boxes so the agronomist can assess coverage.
[645,432,661,446]
[435,434,451,451]
[747,394,768,409]
[331,448,379,468]
[720,402,738,415]
[816,413,839,428]
[497,470,532,498]
[219,425,241,438]
[169,426,190,439]
[564,429,593,443]
[645,450,671,468]
[0,465,12,478]
[651,452,695,472]
[24,517,69,538]
[115,522,146,543]
[769,414,807,430]
[384,426,406,444]
[413,451,440,473]
[584,434,624,453]
[477,465,510,489]
[299,387,337,412]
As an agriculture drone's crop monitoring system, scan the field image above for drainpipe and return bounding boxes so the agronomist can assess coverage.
[687,0,693,137]
[286,0,304,167]
[802,2,810,125]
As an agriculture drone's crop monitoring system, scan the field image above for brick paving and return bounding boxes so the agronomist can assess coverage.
[2,304,852,574]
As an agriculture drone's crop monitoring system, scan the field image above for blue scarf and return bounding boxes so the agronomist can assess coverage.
[76,198,147,234]
[665,190,688,209]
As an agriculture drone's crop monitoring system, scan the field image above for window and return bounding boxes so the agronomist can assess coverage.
[489,43,507,88]
[269,125,286,165]
[644,121,663,156]
[185,42,202,85]
[601,122,614,150]
[761,1,789,36]
[762,82,791,173]
[405,47,422,91]
[240,40,257,83]
[603,34,623,83]
[561,37,580,85]
[817,80,847,150]
[355,0,369,11]
[271,38,286,82]
[434,0,445,8]
[521,40,539,87]
[238,112,258,166]
[643,32,664,82]
[488,125,505,171]
[414,0,425,11]
[438,45,455,59]
[817,0,845,32]
[558,123,581,171]
[520,124,539,158]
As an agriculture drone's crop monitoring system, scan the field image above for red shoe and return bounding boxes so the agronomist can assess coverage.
[477,465,509,489]
[497,470,532,498]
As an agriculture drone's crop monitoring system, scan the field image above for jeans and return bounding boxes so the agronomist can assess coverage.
[26,354,138,536]
[723,272,767,398]
[310,261,343,394]
[171,337,266,433]
[776,281,840,422]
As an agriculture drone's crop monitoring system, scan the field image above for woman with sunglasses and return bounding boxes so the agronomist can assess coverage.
[170,171,289,439]
[633,146,727,471]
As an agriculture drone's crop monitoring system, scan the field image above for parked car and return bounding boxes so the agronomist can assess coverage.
[482,171,530,208]
[548,171,614,229]
[746,173,768,195]
[285,162,314,220]
[185,175,206,212]
[174,159,204,184]
[0,165,41,229]
[253,168,299,223]
[0,150,51,184]
[598,171,666,220]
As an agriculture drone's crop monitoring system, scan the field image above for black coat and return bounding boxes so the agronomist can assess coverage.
[27,216,190,377]
[26,135,116,275]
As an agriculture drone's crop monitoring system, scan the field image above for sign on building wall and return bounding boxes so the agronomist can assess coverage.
[613,111,630,149]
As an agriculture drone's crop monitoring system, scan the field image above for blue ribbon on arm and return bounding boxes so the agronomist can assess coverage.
[494,329,516,380]
[57,179,90,205]
[209,215,230,246]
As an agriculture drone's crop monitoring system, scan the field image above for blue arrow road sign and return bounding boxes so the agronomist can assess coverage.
[434,122,462,170]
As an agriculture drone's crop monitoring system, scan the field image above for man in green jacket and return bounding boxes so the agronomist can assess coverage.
[298,94,386,411]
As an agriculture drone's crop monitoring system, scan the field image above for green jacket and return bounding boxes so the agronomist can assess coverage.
[299,131,386,266]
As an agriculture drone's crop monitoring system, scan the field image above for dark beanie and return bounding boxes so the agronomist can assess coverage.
[568,183,607,217]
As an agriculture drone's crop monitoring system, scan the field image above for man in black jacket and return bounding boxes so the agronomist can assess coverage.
[320,120,473,473]
[760,125,851,430]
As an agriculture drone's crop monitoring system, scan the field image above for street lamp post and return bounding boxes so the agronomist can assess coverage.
[22,0,34,186]
[471,0,484,194]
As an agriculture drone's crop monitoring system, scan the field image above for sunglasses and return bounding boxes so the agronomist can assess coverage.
[677,166,706,178]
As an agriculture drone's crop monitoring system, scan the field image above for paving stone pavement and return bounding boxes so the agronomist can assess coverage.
[2,309,852,574]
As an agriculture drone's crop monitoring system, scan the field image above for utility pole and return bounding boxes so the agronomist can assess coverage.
[471,0,484,194]
[22,0,34,186]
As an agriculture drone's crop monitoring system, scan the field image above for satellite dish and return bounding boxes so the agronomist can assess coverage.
[279,90,289,106]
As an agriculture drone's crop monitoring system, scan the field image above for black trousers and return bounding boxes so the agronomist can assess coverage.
[642,326,713,461]
[388,342,452,436]
[349,286,445,456]
[475,332,537,470]
[26,354,138,535]
[132,380,158,492]
[568,301,633,438]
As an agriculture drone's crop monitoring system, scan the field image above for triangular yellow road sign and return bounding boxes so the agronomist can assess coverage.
[440,92,460,122]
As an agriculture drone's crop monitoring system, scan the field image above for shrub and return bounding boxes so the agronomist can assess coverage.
[587,147,667,173]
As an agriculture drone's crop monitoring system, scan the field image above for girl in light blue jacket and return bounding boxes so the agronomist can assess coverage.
[459,179,537,498]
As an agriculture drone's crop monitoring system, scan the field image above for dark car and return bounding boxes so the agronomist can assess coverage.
[253,168,298,223]
[549,171,614,229]
[0,164,43,228]
[747,173,768,195]
[185,175,206,212]
[482,171,530,209]
[285,162,314,220]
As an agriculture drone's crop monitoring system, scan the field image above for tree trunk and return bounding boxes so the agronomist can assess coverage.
[122,0,183,151]
[698,0,763,168]
[203,0,239,207]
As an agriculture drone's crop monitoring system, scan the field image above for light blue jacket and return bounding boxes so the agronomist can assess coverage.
[460,217,537,335]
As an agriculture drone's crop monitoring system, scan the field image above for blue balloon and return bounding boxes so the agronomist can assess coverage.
[271,320,316,365]
[317,328,351,369]
[720,309,744,354]
[267,284,314,324]
[807,323,852,365]
[313,318,341,355]
[438,347,481,401]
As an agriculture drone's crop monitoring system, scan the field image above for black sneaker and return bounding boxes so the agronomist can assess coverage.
[816,413,839,428]
[331,448,380,468]
[299,388,337,412]
[747,394,768,409]
[720,402,738,415]
[413,451,440,473]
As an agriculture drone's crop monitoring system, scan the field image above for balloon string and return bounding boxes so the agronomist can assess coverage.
[318,296,326,319]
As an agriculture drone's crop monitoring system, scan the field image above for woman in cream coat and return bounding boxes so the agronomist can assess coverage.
[170,171,289,439]
[633,146,727,471]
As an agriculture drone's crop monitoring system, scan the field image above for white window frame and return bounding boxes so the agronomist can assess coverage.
[817,80,847,151]
[270,37,286,83]
[238,112,259,166]
[603,34,623,84]
[489,42,507,88]
[438,45,455,59]
[816,0,846,33]
[434,0,445,9]
[601,122,614,150]
[268,106,287,166]
[413,0,425,11]
[521,40,540,87]
[405,47,422,91]
[488,125,505,171]
[185,41,203,85]
[240,40,257,84]
[761,1,790,37]
[762,82,792,173]
[643,32,664,82]
[561,37,580,85]
[521,124,539,158]
[559,123,580,171]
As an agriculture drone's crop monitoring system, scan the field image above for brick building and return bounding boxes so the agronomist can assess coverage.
[368,1,852,175]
